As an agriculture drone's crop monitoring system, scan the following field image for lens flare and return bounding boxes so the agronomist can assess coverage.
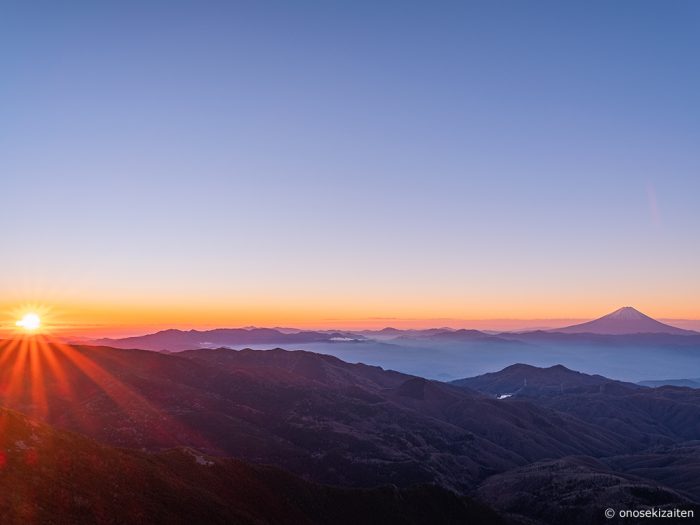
[17,313,41,332]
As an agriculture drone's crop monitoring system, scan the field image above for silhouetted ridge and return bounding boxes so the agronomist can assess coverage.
[94,327,364,351]
[452,363,639,397]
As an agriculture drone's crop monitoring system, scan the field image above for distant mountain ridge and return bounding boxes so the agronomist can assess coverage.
[553,306,696,335]
[93,328,364,352]
[83,306,700,382]
[91,307,697,355]
[638,378,700,389]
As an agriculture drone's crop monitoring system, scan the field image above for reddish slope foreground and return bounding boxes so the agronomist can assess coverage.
[2,338,700,524]
[0,340,631,493]
[0,407,502,525]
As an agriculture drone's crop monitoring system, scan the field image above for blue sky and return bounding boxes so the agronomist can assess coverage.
[2,1,699,328]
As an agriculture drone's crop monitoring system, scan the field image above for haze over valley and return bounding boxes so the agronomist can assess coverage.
[90,307,700,383]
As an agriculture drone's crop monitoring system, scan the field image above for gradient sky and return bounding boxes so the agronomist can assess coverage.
[2,1,699,333]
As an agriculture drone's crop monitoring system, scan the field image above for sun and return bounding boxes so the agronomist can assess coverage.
[16,313,42,332]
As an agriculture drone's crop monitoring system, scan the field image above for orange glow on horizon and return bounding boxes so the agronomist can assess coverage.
[1,299,699,339]
[6,305,57,335]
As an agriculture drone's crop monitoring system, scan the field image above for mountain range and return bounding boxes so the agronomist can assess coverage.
[0,405,499,525]
[1,337,699,523]
[85,307,700,383]
[89,307,697,354]
[93,328,363,352]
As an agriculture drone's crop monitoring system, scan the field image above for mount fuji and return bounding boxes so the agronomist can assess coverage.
[554,306,696,336]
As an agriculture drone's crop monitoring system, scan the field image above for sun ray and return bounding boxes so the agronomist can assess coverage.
[46,338,214,450]
[0,337,23,369]
[28,337,49,418]
[4,337,31,409]
[1,305,214,454]
[35,334,74,400]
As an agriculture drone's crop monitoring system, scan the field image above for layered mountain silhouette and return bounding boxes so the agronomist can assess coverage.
[0,341,634,491]
[553,306,696,335]
[94,328,363,352]
[2,338,699,524]
[88,307,700,383]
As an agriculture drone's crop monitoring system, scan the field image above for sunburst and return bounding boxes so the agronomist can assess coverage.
[16,313,41,332]
[0,304,210,451]
[7,304,56,336]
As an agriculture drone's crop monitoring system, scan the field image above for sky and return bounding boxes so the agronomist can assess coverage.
[2,1,699,335]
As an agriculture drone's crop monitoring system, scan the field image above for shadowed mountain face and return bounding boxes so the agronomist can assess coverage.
[462,365,700,522]
[453,365,700,485]
[451,363,641,397]
[0,407,502,525]
[476,456,698,525]
[0,346,638,490]
[453,364,700,437]
[0,341,639,492]
[605,442,700,502]
[553,307,696,335]
[2,340,700,524]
